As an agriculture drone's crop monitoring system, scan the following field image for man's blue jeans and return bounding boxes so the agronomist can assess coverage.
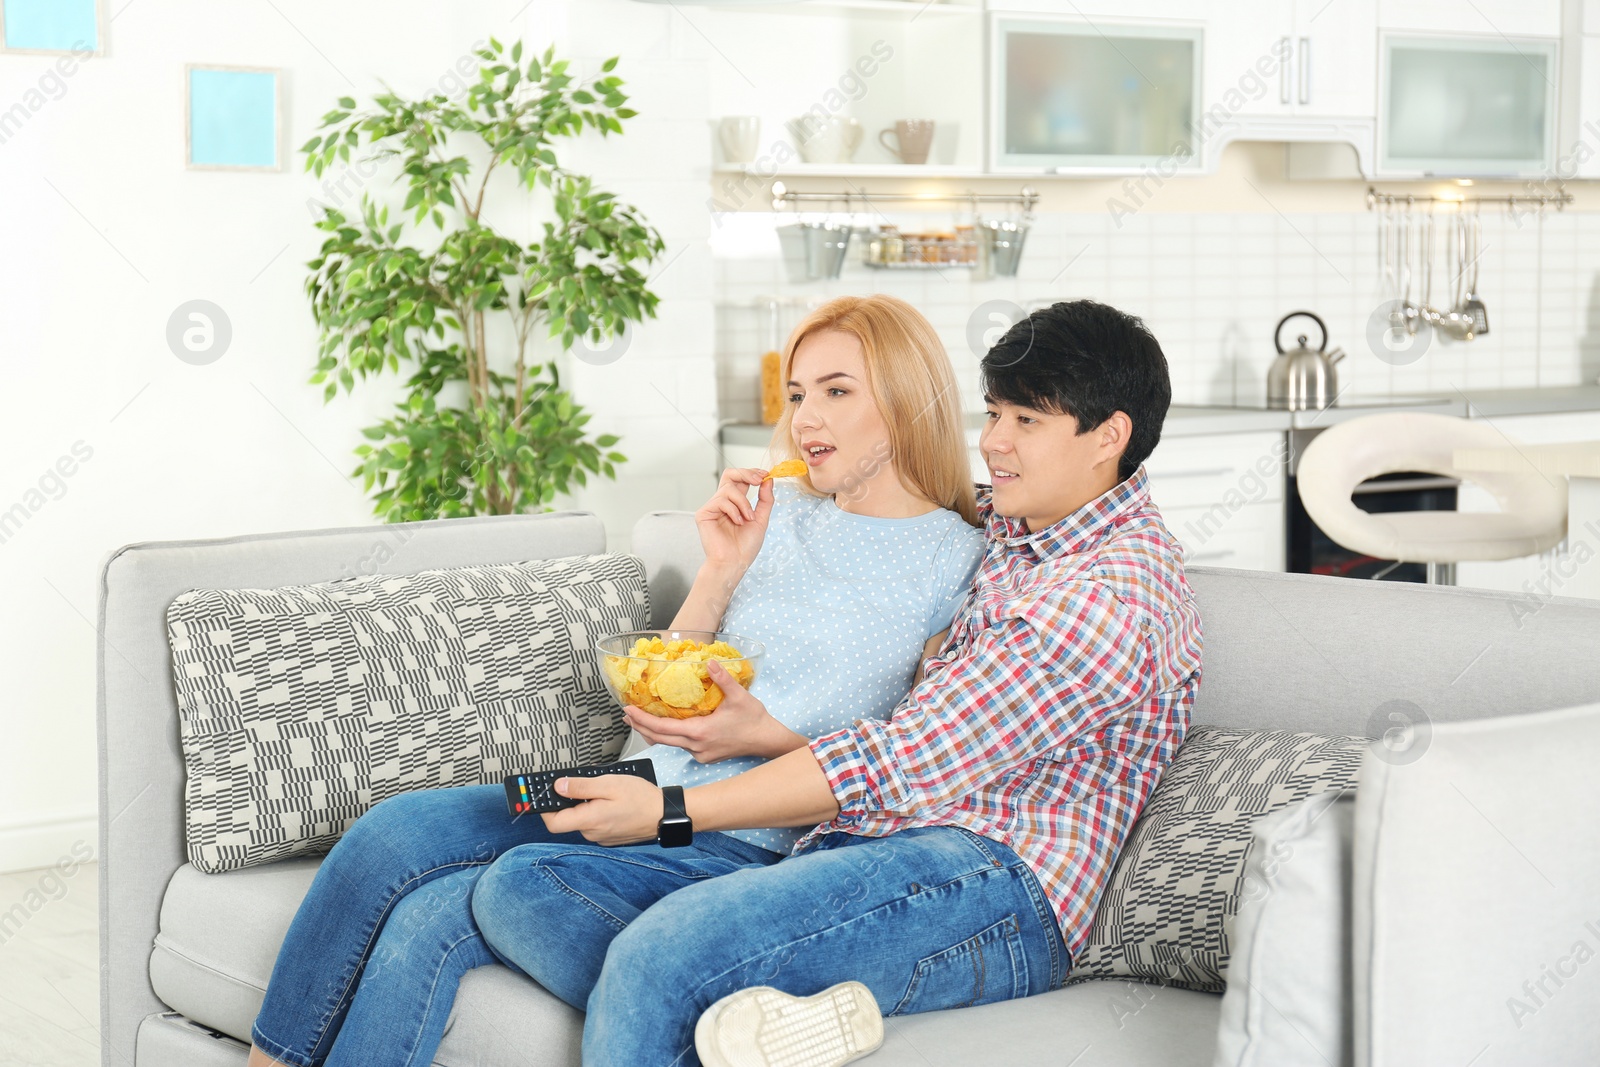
[473,824,1071,1066]
[250,783,781,1067]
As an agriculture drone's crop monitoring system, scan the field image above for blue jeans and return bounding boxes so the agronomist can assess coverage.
[472,825,1070,1067]
[250,783,780,1067]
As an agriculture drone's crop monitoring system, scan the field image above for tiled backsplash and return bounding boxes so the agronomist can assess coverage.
[712,208,1600,423]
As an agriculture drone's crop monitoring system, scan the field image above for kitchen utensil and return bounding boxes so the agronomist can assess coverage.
[1418,207,1440,330]
[1380,199,1410,340]
[1267,310,1344,411]
[717,116,760,164]
[1399,203,1425,336]
[786,115,863,164]
[878,119,935,164]
[1434,210,1476,343]
[979,219,1029,277]
[1463,208,1489,336]
[804,220,852,277]
[776,220,853,282]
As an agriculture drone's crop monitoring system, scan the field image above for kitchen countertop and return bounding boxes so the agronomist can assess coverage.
[719,385,1600,446]
[1454,439,1600,479]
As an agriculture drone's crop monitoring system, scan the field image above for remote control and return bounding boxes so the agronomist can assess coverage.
[503,759,658,816]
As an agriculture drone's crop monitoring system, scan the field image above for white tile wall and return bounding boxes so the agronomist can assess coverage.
[712,207,1600,424]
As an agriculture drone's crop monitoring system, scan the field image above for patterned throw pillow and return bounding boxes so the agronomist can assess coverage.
[167,554,648,874]
[1067,726,1365,993]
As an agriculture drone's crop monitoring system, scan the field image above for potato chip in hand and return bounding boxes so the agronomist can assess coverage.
[763,459,808,481]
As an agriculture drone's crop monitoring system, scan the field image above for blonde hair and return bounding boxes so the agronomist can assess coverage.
[772,294,979,528]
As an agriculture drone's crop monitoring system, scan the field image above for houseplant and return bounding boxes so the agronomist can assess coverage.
[302,38,664,520]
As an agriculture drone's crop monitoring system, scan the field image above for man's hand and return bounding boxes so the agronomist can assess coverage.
[624,661,807,763]
[540,774,666,846]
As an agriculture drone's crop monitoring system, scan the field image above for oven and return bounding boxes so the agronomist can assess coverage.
[1284,426,1460,582]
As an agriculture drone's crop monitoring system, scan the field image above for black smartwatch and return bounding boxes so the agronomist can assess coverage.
[658,785,693,848]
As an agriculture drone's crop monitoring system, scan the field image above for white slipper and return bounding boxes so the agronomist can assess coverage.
[695,981,885,1067]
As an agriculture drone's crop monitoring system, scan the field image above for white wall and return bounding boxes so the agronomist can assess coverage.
[0,0,717,872]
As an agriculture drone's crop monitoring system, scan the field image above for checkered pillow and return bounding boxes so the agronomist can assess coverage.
[1067,726,1365,993]
[167,554,648,874]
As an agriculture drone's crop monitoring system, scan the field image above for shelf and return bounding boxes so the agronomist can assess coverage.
[714,162,989,179]
[709,0,981,16]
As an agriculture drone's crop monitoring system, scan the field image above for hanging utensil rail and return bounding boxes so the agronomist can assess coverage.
[770,181,1039,215]
[1365,187,1573,211]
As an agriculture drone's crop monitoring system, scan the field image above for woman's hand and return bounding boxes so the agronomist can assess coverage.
[625,660,807,763]
[696,468,776,574]
[541,774,664,846]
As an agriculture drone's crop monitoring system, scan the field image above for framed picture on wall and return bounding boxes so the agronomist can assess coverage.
[0,0,105,56]
[185,64,284,172]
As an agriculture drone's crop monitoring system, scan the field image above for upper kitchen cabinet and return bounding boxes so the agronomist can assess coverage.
[1580,35,1600,179]
[1205,0,1377,121]
[1377,33,1558,177]
[1377,0,1562,37]
[988,13,1204,173]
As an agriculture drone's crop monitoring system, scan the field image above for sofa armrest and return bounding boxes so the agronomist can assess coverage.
[97,511,606,1067]
[1350,701,1600,1067]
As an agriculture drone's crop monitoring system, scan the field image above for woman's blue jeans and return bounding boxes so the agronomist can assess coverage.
[473,824,1071,1067]
[249,783,780,1067]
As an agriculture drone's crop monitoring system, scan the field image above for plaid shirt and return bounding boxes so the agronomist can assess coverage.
[797,465,1203,960]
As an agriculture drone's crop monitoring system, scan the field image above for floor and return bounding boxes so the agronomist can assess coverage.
[0,863,100,1067]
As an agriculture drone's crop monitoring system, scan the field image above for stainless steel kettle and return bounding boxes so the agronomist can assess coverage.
[1267,310,1344,411]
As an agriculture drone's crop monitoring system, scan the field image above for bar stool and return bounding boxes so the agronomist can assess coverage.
[1296,412,1567,585]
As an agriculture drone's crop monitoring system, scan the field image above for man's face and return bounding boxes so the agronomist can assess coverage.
[979,397,1128,532]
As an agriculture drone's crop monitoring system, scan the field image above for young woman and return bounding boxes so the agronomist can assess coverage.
[245,294,983,1067]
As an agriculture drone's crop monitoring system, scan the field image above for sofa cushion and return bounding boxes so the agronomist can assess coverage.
[1212,791,1354,1067]
[149,858,584,1065]
[1069,726,1365,993]
[166,554,648,873]
[151,855,1220,1067]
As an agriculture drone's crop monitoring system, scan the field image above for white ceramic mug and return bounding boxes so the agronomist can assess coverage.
[717,116,760,164]
[787,115,863,165]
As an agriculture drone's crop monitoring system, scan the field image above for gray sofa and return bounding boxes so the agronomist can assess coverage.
[98,507,1600,1067]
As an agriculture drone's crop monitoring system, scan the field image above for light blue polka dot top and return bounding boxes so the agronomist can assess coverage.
[638,480,986,855]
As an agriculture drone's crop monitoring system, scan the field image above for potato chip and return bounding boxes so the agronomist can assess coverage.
[763,459,808,481]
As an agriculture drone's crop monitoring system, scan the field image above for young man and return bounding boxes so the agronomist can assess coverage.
[493,299,1202,1066]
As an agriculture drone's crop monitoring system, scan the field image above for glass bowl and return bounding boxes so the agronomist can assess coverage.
[596,630,764,719]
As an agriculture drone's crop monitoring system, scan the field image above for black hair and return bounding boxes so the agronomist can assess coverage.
[980,300,1171,484]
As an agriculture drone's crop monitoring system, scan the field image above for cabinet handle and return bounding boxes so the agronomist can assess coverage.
[1298,37,1311,105]
[1280,37,1292,104]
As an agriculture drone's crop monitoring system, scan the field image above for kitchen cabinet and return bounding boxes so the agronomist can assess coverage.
[1205,0,1377,121]
[1455,411,1600,595]
[1377,32,1559,177]
[1377,0,1561,37]
[1143,430,1288,572]
[988,14,1204,172]
[1580,35,1600,180]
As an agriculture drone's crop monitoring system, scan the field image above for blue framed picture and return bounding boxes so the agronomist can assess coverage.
[187,65,282,171]
[0,0,102,54]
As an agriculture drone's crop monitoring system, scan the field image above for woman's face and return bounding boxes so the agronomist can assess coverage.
[786,330,894,499]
